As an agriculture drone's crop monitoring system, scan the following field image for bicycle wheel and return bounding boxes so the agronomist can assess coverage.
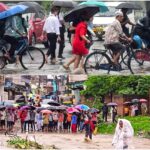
[84,51,111,74]
[128,50,145,74]
[0,56,6,69]
[20,46,45,70]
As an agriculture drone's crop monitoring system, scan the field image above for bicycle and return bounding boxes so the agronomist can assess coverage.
[84,42,131,74]
[0,37,45,70]
[128,47,150,74]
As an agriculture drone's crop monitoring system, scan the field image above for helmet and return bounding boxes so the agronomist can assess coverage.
[132,35,143,49]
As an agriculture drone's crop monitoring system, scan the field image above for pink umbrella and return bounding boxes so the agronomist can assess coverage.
[41,109,52,114]
[67,107,79,113]
[139,99,147,103]
[0,3,8,12]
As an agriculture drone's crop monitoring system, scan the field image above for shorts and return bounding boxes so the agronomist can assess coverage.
[106,43,125,54]
[0,120,5,126]
[7,121,14,127]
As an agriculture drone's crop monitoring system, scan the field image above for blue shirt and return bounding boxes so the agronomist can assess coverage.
[71,115,77,124]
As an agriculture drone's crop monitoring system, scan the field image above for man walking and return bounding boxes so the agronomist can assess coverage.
[55,6,66,59]
[43,7,61,64]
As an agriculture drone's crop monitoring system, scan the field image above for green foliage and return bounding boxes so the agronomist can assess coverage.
[81,75,150,98]
[97,116,150,138]
[7,137,43,149]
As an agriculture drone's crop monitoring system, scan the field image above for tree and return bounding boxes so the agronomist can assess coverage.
[81,75,150,101]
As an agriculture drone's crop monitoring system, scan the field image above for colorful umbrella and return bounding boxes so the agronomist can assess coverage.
[107,102,118,106]
[0,3,8,12]
[139,99,147,103]
[36,107,46,113]
[41,109,52,114]
[75,104,90,110]
[0,5,28,19]
[79,1,109,13]
[67,107,79,113]
[20,105,30,111]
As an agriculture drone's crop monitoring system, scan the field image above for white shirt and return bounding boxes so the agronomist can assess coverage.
[43,14,60,35]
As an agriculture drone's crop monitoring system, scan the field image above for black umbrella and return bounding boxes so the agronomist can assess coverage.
[64,4,100,22]
[52,0,77,8]
[48,101,61,106]
[0,105,5,110]
[36,107,46,113]
[116,2,142,10]
[18,2,45,14]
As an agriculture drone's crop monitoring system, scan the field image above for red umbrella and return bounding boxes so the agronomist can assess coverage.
[67,107,79,113]
[139,99,147,103]
[41,109,52,114]
[0,3,8,12]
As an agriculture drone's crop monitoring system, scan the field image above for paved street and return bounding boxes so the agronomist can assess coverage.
[1,37,150,75]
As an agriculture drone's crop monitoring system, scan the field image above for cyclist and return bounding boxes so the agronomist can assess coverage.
[104,11,132,68]
[133,10,150,49]
[3,14,28,65]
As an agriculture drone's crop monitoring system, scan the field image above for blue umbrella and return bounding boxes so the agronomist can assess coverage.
[79,0,109,13]
[0,5,28,19]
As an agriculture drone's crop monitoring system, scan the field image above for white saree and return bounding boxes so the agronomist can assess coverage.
[112,119,134,150]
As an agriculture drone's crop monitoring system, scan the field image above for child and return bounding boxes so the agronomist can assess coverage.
[43,113,49,132]
[82,116,95,142]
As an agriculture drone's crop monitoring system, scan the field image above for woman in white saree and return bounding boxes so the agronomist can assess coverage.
[112,119,134,150]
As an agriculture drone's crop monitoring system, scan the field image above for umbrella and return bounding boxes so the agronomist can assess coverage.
[89,108,100,113]
[52,0,77,8]
[57,105,68,110]
[123,101,133,105]
[116,2,142,10]
[0,3,8,12]
[131,99,139,103]
[139,99,147,103]
[64,4,100,22]
[0,5,28,20]
[0,105,5,110]
[75,104,90,111]
[107,102,118,106]
[36,107,46,113]
[47,101,61,106]
[79,1,109,13]
[41,109,52,114]
[18,2,45,14]
[20,105,30,111]
[67,107,79,113]
[47,105,58,110]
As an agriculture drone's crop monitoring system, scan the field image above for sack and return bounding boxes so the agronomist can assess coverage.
[93,127,98,135]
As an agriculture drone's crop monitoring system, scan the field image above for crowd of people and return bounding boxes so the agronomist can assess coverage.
[0,108,98,141]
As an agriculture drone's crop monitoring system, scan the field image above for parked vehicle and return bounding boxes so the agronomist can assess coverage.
[23,12,48,47]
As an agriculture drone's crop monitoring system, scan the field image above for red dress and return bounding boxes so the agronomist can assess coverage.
[72,21,89,56]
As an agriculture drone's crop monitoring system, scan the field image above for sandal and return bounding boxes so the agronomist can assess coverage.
[63,64,70,70]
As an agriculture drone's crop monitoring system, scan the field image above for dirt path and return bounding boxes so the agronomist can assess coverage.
[0,133,150,150]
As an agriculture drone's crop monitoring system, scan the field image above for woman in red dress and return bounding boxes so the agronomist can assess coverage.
[72,16,91,70]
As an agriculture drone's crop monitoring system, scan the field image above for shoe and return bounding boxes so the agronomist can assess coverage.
[58,55,65,59]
